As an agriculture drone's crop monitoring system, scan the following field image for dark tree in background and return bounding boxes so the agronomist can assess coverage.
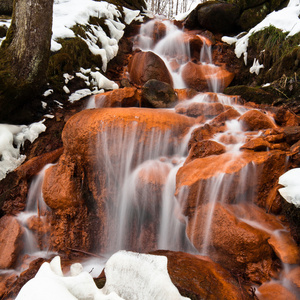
[0,0,54,124]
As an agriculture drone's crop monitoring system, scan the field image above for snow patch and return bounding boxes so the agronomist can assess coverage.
[222,0,300,65]
[279,168,300,208]
[249,58,264,75]
[16,252,190,300]
[0,121,46,180]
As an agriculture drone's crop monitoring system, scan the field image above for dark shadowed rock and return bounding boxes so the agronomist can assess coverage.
[142,79,177,108]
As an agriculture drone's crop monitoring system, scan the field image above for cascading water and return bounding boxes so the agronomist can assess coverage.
[17,164,53,257]
[10,18,300,300]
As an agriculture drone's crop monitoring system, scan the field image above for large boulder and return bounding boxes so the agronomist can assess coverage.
[151,250,251,299]
[184,1,240,33]
[43,108,195,252]
[128,51,173,86]
[0,216,24,269]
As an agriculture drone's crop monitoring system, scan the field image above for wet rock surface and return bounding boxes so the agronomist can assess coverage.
[0,216,24,269]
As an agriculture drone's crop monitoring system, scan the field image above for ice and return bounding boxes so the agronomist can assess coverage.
[279,168,300,208]
[16,252,190,300]
[0,121,46,180]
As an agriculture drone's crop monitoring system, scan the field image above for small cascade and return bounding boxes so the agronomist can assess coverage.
[17,164,52,256]
[97,118,193,253]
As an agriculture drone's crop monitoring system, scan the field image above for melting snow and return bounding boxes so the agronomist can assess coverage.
[16,252,190,300]
[249,58,264,75]
[222,0,300,66]
[0,121,46,180]
[279,168,300,208]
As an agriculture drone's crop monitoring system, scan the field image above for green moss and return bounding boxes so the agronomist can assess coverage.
[47,36,102,91]
[224,85,278,104]
[249,26,300,72]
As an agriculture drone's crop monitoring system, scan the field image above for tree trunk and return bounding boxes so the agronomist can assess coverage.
[0,0,54,124]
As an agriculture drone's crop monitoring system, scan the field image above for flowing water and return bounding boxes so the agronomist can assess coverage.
[8,18,299,298]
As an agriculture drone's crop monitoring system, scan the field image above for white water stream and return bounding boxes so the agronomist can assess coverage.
[7,18,299,299]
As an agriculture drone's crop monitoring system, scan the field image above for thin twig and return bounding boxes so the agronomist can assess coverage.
[66,247,105,259]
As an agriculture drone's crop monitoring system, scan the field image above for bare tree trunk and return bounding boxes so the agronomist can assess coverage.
[0,0,54,123]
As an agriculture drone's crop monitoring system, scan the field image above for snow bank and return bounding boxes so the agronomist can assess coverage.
[279,168,300,208]
[52,0,142,72]
[16,251,190,300]
[0,121,46,180]
[222,0,300,66]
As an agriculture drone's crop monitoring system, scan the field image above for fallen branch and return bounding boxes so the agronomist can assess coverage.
[66,247,105,259]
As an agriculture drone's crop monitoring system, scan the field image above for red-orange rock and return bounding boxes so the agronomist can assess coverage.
[274,108,299,127]
[239,110,276,131]
[0,216,24,269]
[128,51,173,86]
[151,250,251,300]
[174,88,198,101]
[181,62,234,92]
[210,108,241,126]
[188,123,219,148]
[43,108,195,252]
[257,282,298,300]
[240,137,271,151]
[268,231,300,264]
[152,21,167,44]
[176,151,286,214]
[94,87,140,108]
[185,140,226,164]
[284,266,300,290]
[186,203,274,283]
[186,102,226,117]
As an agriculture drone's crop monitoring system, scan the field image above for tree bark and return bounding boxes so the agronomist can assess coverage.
[0,0,54,124]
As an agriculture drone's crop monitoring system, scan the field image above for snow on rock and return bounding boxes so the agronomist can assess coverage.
[16,251,190,300]
[249,58,264,75]
[222,0,300,65]
[103,251,190,300]
[0,121,46,180]
[52,0,141,72]
[279,168,300,208]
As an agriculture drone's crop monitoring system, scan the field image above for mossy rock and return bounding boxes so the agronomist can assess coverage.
[238,3,269,30]
[225,0,265,10]
[0,0,13,15]
[224,85,278,104]
[247,26,300,84]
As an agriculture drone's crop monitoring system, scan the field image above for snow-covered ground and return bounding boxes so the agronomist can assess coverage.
[16,251,189,300]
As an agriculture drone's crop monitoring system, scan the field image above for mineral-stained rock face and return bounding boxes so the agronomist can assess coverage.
[176,150,286,214]
[151,250,251,299]
[43,108,194,252]
[181,61,234,92]
[0,216,24,269]
[239,110,276,131]
[128,51,173,86]
[185,203,275,283]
